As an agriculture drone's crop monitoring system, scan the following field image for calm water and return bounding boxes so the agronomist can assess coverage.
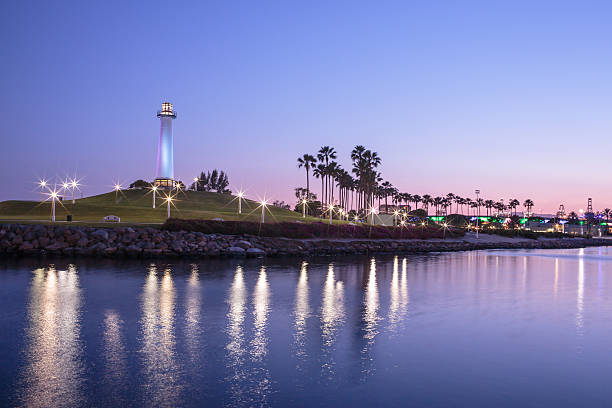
[2,248,612,407]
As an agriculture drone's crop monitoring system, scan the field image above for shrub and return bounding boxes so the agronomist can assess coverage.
[162,219,465,240]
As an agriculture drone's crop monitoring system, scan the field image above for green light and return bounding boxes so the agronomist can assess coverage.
[519,218,527,224]
[429,216,444,222]
[579,221,584,225]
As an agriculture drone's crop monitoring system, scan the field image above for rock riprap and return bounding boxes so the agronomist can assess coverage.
[0,223,609,259]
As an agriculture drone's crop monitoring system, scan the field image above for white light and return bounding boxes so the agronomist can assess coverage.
[114,184,121,191]
[237,191,244,198]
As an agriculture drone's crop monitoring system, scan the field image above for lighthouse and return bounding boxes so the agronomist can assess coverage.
[155,102,177,189]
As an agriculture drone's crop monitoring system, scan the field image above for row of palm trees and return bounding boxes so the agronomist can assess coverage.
[298,146,536,217]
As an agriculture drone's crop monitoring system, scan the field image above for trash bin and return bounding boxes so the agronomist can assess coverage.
[67,215,72,222]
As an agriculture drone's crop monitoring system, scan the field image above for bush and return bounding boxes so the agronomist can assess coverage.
[162,218,465,240]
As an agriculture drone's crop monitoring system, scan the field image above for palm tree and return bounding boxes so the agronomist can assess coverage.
[509,199,520,216]
[317,146,337,206]
[297,154,316,201]
[523,199,534,217]
[313,163,326,212]
[484,200,494,216]
[422,194,432,216]
[604,208,611,222]
[412,194,421,211]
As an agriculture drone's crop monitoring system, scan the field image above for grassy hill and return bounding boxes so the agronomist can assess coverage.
[0,189,317,225]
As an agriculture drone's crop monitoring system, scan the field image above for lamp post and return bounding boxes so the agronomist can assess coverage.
[393,210,399,226]
[475,189,480,239]
[70,179,79,204]
[237,191,244,214]
[151,185,158,208]
[114,183,122,203]
[329,204,334,225]
[370,207,378,225]
[165,195,173,219]
[302,199,307,218]
[260,200,268,223]
[193,177,199,191]
[38,179,47,200]
[48,190,59,222]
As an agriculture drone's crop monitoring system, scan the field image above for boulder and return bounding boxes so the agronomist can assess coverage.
[45,242,69,251]
[246,247,265,257]
[233,240,252,249]
[227,246,246,256]
[91,229,109,241]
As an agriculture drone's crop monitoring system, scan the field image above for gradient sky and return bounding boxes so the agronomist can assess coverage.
[2,1,612,213]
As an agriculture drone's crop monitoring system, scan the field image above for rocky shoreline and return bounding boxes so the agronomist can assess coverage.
[1,223,610,259]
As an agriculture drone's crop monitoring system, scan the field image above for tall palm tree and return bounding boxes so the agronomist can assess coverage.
[523,199,534,216]
[313,163,326,212]
[509,199,520,216]
[412,194,421,211]
[317,146,337,206]
[422,194,432,216]
[297,154,316,200]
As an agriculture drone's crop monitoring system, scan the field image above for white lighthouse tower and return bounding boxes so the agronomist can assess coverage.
[155,102,177,189]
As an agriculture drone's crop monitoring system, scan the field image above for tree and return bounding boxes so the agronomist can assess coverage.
[318,146,337,206]
[509,199,520,216]
[297,154,317,201]
[422,194,432,216]
[190,169,231,193]
[523,199,534,216]
[129,179,150,189]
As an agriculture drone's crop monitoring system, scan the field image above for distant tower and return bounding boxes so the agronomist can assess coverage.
[587,198,593,214]
[155,102,177,188]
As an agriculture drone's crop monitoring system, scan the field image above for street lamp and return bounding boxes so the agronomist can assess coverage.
[301,198,307,218]
[393,210,399,226]
[38,179,47,200]
[237,191,244,214]
[260,199,268,223]
[47,189,59,222]
[193,177,199,191]
[328,204,334,225]
[151,185,158,208]
[165,194,174,219]
[114,183,122,203]
[369,207,378,225]
[70,179,79,204]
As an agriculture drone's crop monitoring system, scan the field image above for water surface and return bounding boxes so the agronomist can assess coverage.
[2,248,612,407]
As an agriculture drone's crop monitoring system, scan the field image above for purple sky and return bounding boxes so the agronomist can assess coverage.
[2,1,612,213]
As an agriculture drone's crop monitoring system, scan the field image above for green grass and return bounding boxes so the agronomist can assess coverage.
[0,189,321,225]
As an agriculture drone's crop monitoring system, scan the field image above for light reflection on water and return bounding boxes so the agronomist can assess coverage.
[140,265,181,407]
[18,265,84,408]
[8,248,612,406]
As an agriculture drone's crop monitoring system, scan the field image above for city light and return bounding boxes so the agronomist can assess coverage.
[45,188,61,222]
[150,184,158,208]
[237,191,244,214]
[164,193,177,219]
[69,178,80,204]
[260,199,268,223]
[369,207,378,225]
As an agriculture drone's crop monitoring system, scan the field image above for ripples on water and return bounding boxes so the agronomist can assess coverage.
[2,248,612,406]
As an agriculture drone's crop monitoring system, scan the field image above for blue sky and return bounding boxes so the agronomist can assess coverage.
[2,1,612,212]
